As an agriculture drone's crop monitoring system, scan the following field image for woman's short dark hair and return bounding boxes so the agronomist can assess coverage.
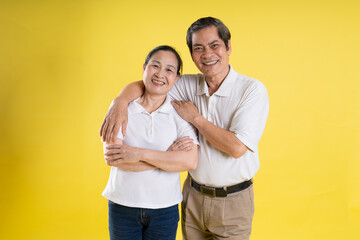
[186,17,231,54]
[144,45,183,75]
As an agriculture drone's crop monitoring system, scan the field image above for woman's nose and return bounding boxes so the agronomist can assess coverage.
[155,68,165,77]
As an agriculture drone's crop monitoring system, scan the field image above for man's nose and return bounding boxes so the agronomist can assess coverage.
[202,47,212,58]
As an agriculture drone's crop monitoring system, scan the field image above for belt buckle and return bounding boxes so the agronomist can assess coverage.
[200,186,216,197]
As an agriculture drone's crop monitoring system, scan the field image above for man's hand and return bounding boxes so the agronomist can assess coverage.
[167,136,196,151]
[171,100,200,124]
[100,98,128,143]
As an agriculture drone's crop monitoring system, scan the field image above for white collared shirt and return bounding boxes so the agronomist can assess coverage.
[170,65,269,187]
[102,96,199,209]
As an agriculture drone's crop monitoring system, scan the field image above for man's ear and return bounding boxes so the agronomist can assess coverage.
[227,40,232,55]
[190,51,195,62]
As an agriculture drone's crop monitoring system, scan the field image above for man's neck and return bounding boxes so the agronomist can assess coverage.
[205,65,230,96]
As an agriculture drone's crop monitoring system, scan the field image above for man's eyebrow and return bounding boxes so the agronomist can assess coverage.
[193,40,219,47]
[192,43,203,47]
[208,40,220,45]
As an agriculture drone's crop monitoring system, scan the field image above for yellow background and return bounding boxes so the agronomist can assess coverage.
[1,0,359,239]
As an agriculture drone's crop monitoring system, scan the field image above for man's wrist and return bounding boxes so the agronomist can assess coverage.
[192,114,204,129]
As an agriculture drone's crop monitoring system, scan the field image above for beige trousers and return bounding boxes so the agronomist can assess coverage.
[181,177,254,240]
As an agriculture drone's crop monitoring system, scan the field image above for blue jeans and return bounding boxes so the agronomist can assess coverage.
[108,201,179,240]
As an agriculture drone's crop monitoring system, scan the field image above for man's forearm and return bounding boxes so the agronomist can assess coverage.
[116,80,145,104]
[192,115,248,158]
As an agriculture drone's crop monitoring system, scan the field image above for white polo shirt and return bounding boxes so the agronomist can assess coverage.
[102,96,199,209]
[169,65,269,187]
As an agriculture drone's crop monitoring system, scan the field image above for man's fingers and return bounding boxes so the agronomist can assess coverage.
[111,121,121,143]
[100,119,106,137]
[122,118,128,137]
[101,121,110,142]
[105,120,116,143]
[171,100,180,108]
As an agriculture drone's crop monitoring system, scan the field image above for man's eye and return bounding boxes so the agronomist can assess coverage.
[194,47,202,51]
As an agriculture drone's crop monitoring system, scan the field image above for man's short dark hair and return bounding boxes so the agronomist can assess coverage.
[186,17,231,54]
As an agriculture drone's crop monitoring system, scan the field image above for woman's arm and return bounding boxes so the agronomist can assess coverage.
[103,138,157,172]
[105,143,198,172]
[100,81,145,143]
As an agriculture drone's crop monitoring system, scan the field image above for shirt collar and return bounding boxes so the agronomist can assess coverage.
[196,65,237,97]
[132,95,173,114]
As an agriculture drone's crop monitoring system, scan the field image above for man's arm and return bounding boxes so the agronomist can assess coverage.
[105,143,198,172]
[100,81,145,143]
[171,101,248,158]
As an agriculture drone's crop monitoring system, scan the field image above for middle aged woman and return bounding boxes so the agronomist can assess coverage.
[102,45,198,240]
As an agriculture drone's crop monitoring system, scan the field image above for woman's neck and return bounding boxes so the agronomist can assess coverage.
[137,91,167,114]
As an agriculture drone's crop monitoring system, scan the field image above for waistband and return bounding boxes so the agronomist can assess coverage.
[189,175,252,198]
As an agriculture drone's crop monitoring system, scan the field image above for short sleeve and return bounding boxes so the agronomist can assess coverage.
[169,74,197,102]
[229,81,269,152]
[117,127,124,140]
[175,115,199,146]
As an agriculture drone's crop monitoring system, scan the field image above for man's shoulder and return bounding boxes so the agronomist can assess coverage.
[233,71,267,93]
[172,73,202,94]
[179,73,202,83]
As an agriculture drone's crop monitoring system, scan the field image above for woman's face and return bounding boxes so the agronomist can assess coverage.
[143,50,180,96]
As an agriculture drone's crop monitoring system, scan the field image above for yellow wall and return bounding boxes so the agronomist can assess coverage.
[1,0,359,239]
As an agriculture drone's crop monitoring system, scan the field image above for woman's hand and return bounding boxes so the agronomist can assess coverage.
[167,136,195,152]
[105,144,143,165]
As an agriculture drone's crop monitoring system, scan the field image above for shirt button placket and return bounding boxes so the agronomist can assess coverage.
[148,115,152,136]
[208,97,214,122]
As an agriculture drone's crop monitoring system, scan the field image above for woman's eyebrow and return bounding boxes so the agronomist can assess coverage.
[167,64,176,70]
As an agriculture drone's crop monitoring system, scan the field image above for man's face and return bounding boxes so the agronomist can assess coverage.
[191,26,231,80]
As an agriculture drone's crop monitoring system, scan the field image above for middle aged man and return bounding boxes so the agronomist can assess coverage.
[100,17,269,240]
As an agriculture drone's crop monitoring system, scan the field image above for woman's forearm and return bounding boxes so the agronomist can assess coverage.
[113,161,157,172]
[140,146,198,172]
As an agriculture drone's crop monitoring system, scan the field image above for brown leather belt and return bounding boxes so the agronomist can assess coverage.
[189,176,252,198]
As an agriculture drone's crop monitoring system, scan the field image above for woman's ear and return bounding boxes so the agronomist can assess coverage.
[175,74,180,82]
[143,63,146,72]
